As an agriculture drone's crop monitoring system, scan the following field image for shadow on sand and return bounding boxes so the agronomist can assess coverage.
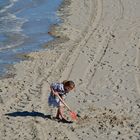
[5,111,74,123]
[5,111,51,119]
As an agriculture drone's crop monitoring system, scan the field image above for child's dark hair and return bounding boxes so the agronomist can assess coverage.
[62,80,75,89]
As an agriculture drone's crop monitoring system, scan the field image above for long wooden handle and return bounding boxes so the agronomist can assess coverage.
[56,94,71,111]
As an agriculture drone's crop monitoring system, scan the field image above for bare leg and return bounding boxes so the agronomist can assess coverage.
[56,108,60,119]
[56,106,66,119]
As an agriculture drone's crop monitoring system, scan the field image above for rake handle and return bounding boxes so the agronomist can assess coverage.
[56,94,72,111]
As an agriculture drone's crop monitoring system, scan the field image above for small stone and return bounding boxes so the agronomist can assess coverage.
[71,127,75,132]
[111,34,115,38]
[116,85,119,89]
[129,123,134,128]
[118,131,121,135]
[48,133,51,136]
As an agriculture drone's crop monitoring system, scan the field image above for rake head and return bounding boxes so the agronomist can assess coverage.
[69,111,77,120]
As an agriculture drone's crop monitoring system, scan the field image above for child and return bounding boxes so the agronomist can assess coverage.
[48,80,75,122]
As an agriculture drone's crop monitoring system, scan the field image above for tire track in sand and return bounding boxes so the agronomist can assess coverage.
[60,0,103,81]
[1,0,98,139]
[35,1,101,139]
[135,40,140,95]
[84,0,124,89]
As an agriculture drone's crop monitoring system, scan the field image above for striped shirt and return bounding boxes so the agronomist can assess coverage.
[50,82,66,97]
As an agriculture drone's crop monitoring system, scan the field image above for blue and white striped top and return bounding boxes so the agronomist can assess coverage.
[50,82,66,97]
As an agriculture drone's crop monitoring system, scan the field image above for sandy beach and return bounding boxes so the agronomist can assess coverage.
[0,0,140,139]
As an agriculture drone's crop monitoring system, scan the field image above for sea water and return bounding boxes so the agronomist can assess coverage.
[0,0,63,75]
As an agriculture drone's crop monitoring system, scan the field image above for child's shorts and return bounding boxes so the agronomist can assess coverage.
[48,93,60,107]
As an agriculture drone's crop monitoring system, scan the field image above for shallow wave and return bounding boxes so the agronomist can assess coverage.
[0,0,27,51]
[0,13,27,33]
[0,38,25,52]
[0,0,18,13]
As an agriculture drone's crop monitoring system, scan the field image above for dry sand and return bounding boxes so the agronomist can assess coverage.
[0,0,140,139]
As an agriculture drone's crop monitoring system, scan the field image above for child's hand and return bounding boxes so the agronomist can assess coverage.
[53,92,59,96]
[51,88,59,96]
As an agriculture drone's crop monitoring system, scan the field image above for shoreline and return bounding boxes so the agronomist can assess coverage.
[1,0,72,80]
[0,0,140,139]
[0,0,62,79]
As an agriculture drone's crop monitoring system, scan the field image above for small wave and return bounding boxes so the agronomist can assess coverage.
[0,0,16,13]
[0,40,24,52]
[0,13,27,33]
[0,32,26,52]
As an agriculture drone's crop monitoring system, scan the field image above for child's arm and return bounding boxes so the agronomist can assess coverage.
[50,86,59,96]
[50,86,67,105]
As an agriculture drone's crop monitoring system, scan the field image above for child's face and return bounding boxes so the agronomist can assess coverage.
[64,86,74,93]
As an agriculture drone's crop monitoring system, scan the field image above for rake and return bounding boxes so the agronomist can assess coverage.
[57,94,78,120]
